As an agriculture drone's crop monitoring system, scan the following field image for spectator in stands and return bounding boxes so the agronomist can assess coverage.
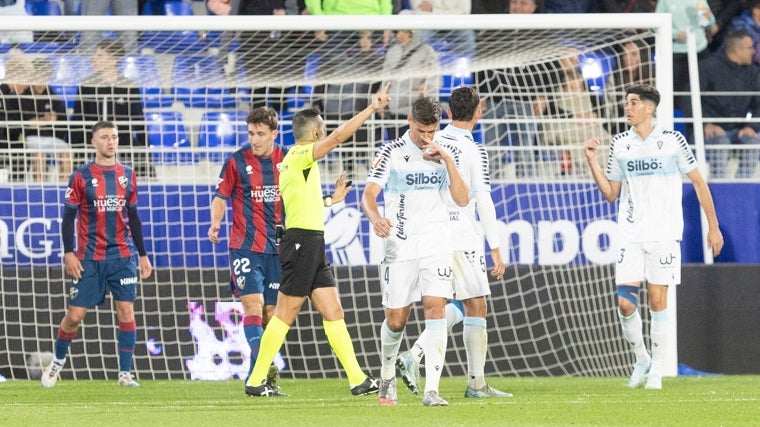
[729,0,760,63]
[656,0,718,125]
[381,30,441,141]
[538,50,611,176]
[79,1,139,54]
[508,0,543,14]
[70,39,154,178]
[604,38,654,135]
[699,29,760,179]
[707,0,744,51]
[0,56,33,182]
[24,58,72,182]
[305,0,393,46]
[405,0,475,56]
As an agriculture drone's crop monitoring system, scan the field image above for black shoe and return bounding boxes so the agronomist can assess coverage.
[350,375,380,396]
[245,380,286,397]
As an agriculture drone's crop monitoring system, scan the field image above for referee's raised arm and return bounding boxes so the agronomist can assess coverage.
[312,82,390,160]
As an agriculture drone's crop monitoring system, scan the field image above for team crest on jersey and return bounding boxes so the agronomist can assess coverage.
[118,176,128,188]
[657,140,663,150]
[236,276,246,289]
[91,178,98,187]
[69,286,79,300]
[245,165,253,175]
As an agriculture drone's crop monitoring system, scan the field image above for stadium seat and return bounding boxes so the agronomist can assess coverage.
[277,111,295,147]
[47,55,92,111]
[439,54,473,103]
[286,53,320,110]
[119,55,173,109]
[139,1,204,53]
[198,111,248,162]
[172,55,236,108]
[25,1,62,16]
[145,111,196,164]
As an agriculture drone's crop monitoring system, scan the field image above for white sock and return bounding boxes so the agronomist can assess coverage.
[649,309,669,376]
[445,302,465,332]
[380,320,404,380]
[409,334,425,365]
[463,316,487,389]
[421,318,447,393]
[618,309,650,363]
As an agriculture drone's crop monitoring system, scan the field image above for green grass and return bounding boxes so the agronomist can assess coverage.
[2,376,759,426]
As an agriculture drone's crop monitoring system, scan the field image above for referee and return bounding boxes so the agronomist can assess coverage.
[245,83,391,397]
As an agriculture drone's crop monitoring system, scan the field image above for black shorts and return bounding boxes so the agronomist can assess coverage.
[279,228,336,297]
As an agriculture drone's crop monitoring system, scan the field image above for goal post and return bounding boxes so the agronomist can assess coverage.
[0,13,679,381]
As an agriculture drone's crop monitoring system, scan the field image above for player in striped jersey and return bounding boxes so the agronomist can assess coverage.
[362,96,469,406]
[208,107,288,386]
[397,86,510,398]
[584,84,723,389]
[42,121,153,388]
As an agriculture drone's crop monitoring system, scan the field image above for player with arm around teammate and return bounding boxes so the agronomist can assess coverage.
[361,96,470,407]
[41,120,153,388]
[396,86,510,398]
[244,83,391,397]
[207,107,288,386]
[583,84,723,390]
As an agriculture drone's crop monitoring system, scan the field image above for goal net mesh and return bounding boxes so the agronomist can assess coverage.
[0,15,664,381]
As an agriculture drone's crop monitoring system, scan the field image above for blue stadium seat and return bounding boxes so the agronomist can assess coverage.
[198,111,248,162]
[0,44,9,54]
[578,50,616,94]
[439,54,473,102]
[119,55,174,109]
[172,55,236,108]
[48,55,92,111]
[286,53,320,110]
[145,111,196,164]
[139,1,204,53]
[277,111,295,147]
[25,1,62,15]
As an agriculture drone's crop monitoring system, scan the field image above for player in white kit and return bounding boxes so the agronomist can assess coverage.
[361,96,469,407]
[396,86,510,398]
[584,84,723,389]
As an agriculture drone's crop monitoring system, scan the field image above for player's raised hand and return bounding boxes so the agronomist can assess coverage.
[371,82,391,111]
[583,136,601,162]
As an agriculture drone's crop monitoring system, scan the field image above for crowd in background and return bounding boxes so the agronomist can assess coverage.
[1,0,760,181]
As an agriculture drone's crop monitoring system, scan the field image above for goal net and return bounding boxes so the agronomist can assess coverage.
[0,13,672,381]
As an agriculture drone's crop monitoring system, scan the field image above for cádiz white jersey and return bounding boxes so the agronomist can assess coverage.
[366,131,453,263]
[435,124,491,250]
[606,125,697,243]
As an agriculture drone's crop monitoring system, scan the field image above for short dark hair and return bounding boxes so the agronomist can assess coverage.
[96,39,126,60]
[448,86,480,122]
[246,107,278,131]
[724,29,752,53]
[625,84,660,107]
[292,108,323,141]
[411,96,442,126]
[91,120,118,138]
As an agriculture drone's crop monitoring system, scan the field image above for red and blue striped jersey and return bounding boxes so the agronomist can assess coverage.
[64,162,138,260]
[215,144,287,254]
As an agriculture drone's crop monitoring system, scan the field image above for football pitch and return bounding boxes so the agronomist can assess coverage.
[3,376,759,426]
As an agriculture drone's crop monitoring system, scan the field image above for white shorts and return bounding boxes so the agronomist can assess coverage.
[380,253,454,309]
[451,249,491,300]
[615,240,681,286]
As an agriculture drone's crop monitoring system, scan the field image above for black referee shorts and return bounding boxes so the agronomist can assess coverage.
[279,228,336,297]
